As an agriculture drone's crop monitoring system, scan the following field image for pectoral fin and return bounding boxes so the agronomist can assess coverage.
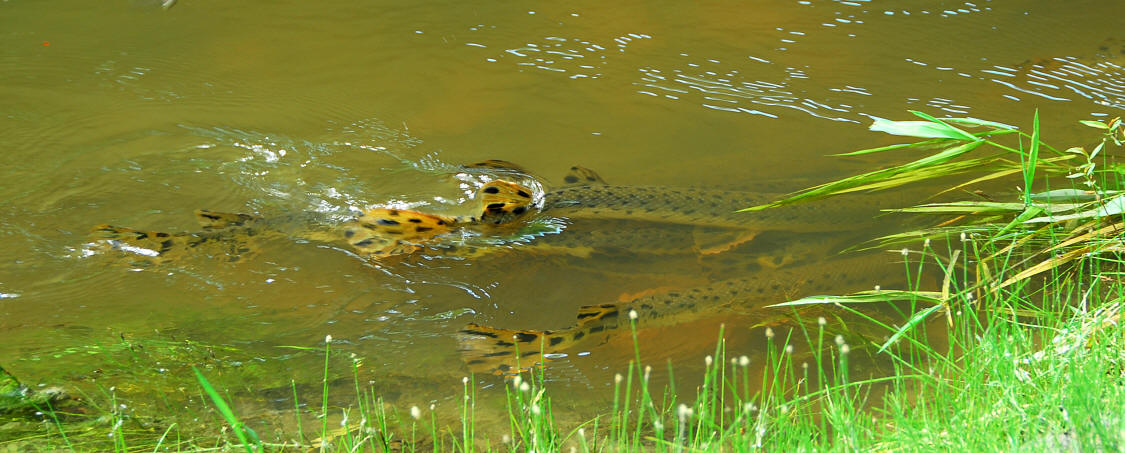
[194,209,260,229]
[691,227,759,255]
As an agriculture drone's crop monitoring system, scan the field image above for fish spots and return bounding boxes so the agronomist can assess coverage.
[549,336,565,346]
[483,186,501,194]
[377,219,400,226]
[515,332,539,343]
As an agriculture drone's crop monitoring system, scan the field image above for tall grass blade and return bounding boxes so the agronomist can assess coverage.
[192,367,260,453]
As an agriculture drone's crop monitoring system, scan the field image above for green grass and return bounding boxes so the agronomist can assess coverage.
[4,112,1125,451]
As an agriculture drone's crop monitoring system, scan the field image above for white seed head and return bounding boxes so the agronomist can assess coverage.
[578,428,585,438]
[410,406,421,420]
[739,355,750,367]
[900,248,909,257]
[512,375,523,388]
[653,420,663,431]
[462,376,469,385]
[325,334,333,343]
[430,403,435,411]
[705,355,713,366]
[531,404,541,415]
[502,434,512,444]
[519,382,530,392]
[835,335,844,346]
[785,345,794,355]
[923,238,931,247]
[960,232,967,242]
[765,327,775,339]
[801,362,808,370]
[677,404,694,421]
[817,317,826,326]
[874,285,881,291]
[841,344,851,355]
[615,373,623,385]
[628,309,638,320]
[644,365,652,381]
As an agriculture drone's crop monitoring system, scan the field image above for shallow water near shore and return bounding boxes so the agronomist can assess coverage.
[2,0,1125,442]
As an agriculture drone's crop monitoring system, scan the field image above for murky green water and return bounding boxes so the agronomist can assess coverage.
[3,0,1125,442]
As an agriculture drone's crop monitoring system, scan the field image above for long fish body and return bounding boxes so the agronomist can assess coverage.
[540,184,886,232]
[458,252,911,375]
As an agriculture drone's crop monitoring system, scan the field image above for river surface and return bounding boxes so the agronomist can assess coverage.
[2,0,1124,443]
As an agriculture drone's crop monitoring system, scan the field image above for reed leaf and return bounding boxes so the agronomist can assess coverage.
[742,140,985,211]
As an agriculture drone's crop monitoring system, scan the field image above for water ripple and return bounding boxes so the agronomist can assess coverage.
[636,60,862,123]
[987,49,1125,111]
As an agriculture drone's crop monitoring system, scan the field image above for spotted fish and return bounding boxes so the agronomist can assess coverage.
[539,183,882,232]
[91,178,539,263]
[457,252,908,375]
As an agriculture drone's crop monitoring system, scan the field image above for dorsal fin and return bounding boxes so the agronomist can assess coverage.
[341,208,457,258]
[194,209,260,229]
[457,303,622,375]
[462,160,531,175]
[476,180,536,225]
[562,166,607,185]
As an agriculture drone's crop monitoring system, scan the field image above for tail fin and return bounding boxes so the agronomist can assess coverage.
[457,304,623,375]
[91,217,260,263]
[90,224,180,258]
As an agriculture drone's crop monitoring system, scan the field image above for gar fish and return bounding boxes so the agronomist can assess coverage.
[457,252,910,375]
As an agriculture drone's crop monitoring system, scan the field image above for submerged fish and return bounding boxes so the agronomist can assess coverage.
[89,161,882,271]
[457,252,907,375]
[90,178,538,262]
